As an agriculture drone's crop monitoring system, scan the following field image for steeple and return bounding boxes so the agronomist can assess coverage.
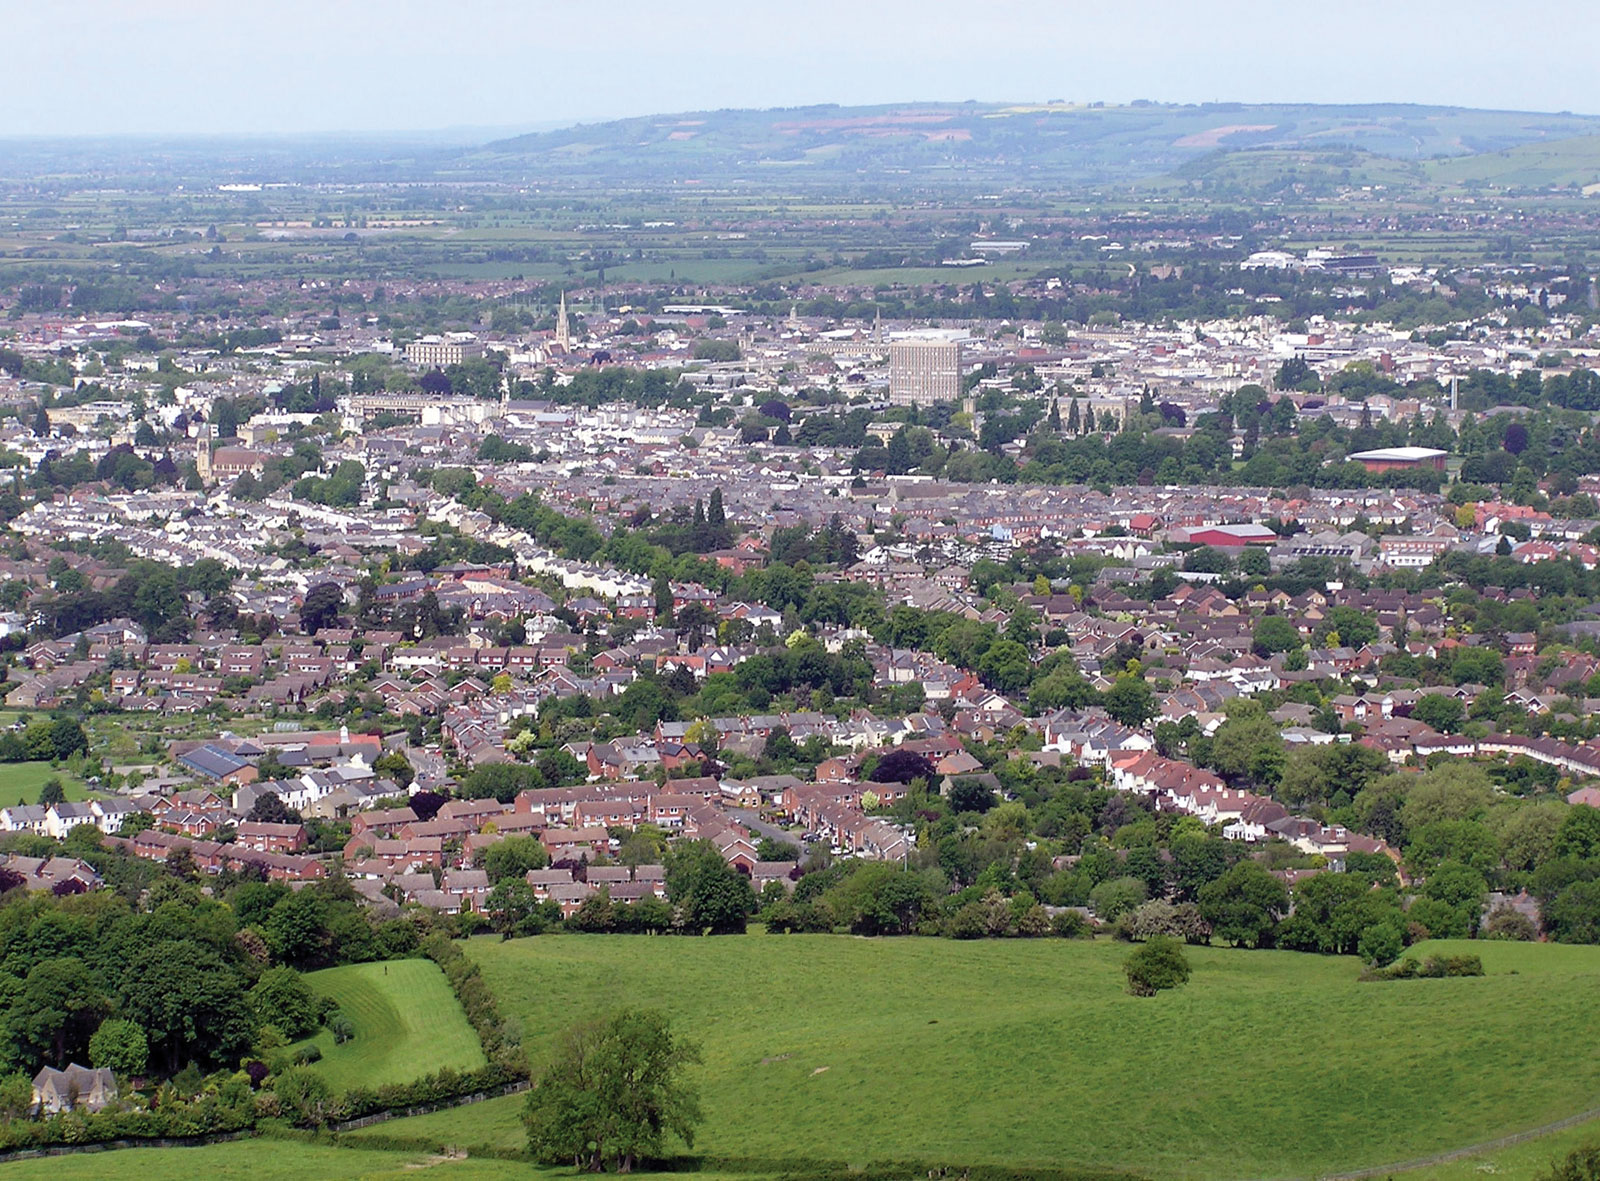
[554,290,571,352]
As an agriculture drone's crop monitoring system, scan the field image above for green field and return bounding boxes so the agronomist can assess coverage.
[0,1139,528,1180]
[291,960,486,1092]
[0,1137,766,1180]
[378,934,1600,1180]
[0,761,93,806]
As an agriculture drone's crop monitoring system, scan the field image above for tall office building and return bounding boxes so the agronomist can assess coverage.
[889,337,962,406]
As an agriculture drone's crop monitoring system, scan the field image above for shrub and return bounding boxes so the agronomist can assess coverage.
[1123,936,1191,996]
[1050,909,1092,939]
[1361,954,1485,982]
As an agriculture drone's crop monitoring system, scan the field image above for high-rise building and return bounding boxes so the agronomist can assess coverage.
[889,337,962,406]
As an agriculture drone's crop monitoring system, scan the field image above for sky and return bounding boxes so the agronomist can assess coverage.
[7,0,1599,138]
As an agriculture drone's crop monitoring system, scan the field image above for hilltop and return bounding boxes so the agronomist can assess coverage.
[476,100,1600,189]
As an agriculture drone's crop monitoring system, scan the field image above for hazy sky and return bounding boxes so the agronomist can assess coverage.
[8,0,1598,137]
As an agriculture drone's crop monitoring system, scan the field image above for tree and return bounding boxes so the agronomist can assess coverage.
[264,891,331,967]
[300,583,344,635]
[1089,876,1147,921]
[1123,936,1191,996]
[36,778,66,807]
[14,958,108,1069]
[1102,676,1155,728]
[870,749,935,785]
[1543,880,1600,944]
[249,966,322,1038]
[372,750,415,790]
[248,791,301,825]
[948,778,997,815]
[664,840,754,935]
[1198,861,1289,948]
[48,718,87,761]
[276,1065,332,1124]
[1411,693,1466,734]
[483,834,551,882]
[120,939,256,1073]
[88,1018,148,1079]
[1251,615,1301,657]
[524,1009,702,1173]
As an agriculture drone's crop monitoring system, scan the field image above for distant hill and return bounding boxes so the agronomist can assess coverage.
[478,101,1600,188]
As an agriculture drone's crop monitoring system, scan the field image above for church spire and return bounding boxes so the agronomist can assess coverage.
[554,290,571,351]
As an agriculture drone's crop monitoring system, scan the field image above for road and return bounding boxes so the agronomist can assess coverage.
[729,807,818,864]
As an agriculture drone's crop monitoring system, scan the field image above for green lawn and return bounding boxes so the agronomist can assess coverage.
[418,934,1600,1180]
[291,959,486,1092]
[0,761,93,806]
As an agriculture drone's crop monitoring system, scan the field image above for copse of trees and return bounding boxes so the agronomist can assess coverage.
[0,843,423,1084]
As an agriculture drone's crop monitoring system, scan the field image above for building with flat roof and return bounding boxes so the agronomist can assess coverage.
[405,334,484,368]
[1348,446,1447,473]
[889,337,962,406]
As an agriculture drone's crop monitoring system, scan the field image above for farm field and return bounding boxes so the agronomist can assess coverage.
[427,933,1600,1181]
[290,959,486,1091]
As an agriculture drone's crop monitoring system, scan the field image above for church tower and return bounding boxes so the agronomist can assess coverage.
[195,422,213,483]
[554,290,571,352]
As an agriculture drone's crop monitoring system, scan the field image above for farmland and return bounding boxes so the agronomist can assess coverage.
[384,934,1600,1180]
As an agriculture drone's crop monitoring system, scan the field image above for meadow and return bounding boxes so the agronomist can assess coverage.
[379,934,1600,1180]
[0,761,93,806]
[290,959,486,1091]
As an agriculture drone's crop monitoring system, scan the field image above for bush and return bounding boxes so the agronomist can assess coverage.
[1357,917,1406,968]
[1362,954,1485,981]
[1050,909,1092,939]
[1483,905,1539,941]
[1123,936,1191,996]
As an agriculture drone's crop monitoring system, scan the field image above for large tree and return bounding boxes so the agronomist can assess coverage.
[524,1009,702,1173]
[663,840,754,935]
[299,582,344,635]
[120,940,256,1073]
[1198,861,1289,948]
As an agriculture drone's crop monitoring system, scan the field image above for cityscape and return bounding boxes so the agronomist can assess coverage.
[1,4,1600,1181]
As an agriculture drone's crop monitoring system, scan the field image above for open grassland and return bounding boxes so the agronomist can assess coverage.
[291,959,485,1092]
[1401,1114,1600,1181]
[0,1136,770,1180]
[0,1138,553,1180]
[0,761,93,806]
[399,934,1600,1180]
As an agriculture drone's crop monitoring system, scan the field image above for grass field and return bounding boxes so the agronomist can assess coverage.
[0,1139,530,1180]
[291,960,486,1092]
[0,1137,766,1180]
[382,934,1600,1181]
[0,761,93,806]
[1403,1114,1600,1181]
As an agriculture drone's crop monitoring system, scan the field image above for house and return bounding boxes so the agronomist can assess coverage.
[33,1063,117,1113]
[236,820,309,853]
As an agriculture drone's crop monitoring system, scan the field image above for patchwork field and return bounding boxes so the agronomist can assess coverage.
[291,959,486,1091]
[406,934,1600,1180]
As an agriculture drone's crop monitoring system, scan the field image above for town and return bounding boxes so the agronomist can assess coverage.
[1,80,1600,1181]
